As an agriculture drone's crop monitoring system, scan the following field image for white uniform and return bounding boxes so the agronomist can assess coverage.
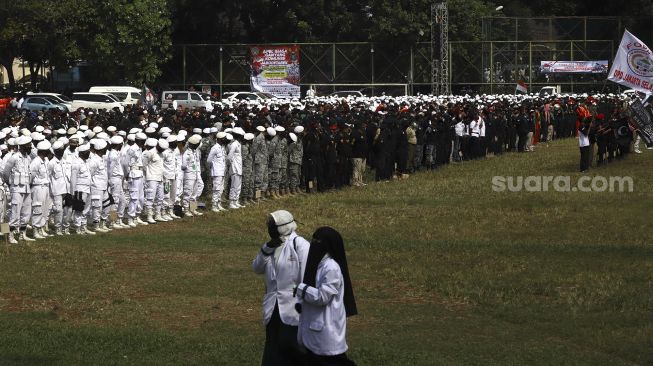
[181,147,203,211]
[88,152,109,226]
[227,140,243,202]
[107,148,126,221]
[161,148,177,211]
[61,151,75,230]
[142,147,163,214]
[296,256,349,356]
[126,144,144,219]
[174,147,184,205]
[206,143,226,207]
[47,156,68,232]
[70,155,91,229]
[3,151,32,230]
[252,232,310,326]
[29,155,50,229]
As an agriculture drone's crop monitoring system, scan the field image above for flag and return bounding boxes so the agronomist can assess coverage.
[515,80,528,94]
[141,84,155,109]
[608,29,653,95]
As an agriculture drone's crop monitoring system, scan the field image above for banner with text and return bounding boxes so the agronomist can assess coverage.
[540,60,608,73]
[628,98,653,147]
[250,45,300,98]
[608,30,653,94]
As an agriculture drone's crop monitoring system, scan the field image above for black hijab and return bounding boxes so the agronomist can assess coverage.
[303,227,358,317]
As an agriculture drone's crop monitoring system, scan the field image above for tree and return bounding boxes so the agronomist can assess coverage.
[80,0,173,85]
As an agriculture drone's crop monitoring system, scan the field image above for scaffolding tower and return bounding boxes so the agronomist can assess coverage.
[431,2,450,95]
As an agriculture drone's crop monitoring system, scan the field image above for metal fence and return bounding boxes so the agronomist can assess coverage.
[157,16,653,96]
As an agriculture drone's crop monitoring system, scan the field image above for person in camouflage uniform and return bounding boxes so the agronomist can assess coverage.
[241,133,255,204]
[199,128,216,196]
[287,130,303,194]
[266,127,280,199]
[277,128,289,195]
[252,126,269,201]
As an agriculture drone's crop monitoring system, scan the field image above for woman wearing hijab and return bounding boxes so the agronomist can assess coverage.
[295,226,357,366]
[252,210,310,366]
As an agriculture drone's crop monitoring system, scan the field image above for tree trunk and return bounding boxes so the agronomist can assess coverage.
[0,58,16,93]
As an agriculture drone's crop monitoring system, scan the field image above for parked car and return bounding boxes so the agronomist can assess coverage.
[222,91,274,101]
[161,90,213,111]
[71,92,124,112]
[26,92,73,111]
[89,86,142,105]
[21,96,69,113]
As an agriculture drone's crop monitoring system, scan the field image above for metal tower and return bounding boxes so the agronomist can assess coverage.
[431,2,449,95]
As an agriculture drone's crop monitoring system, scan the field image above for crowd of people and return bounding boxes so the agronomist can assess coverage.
[0,90,645,243]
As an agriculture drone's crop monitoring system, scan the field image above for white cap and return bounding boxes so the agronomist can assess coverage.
[188,134,202,145]
[58,137,69,145]
[56,128,66,135]
[178,130,188,136]
[17,136,32,145]
[93,139,108,150]
[210,127,218,133]
[149,122,159,129]
[266,127,276,136]
[36,140,51,151]
[160,127,172,134]
[226,133,234,141]
[79,125,89,131]
[52,141,65,150]
[176,135,186,142]
[110,136,124,145]
[192,128,202,134]
[289,132,297,142]
[216,132,227,139]
[107,126,117,132]
[78,144,90,152]
[31,132,45,141]
[127,134,136,142]
[203,128,211,134]
[97,132,110,141]
[118,130,126,137]
[232,127,245,136]
[35,126,45,132]
[294,126,304,133]
[145,127,156,134]
[67,127,78,135]
[136,132,147,140]
[7,138,16,146]
[274,126,285,132]
[145,138,158,147]
[129,128,140,134]
[85,130,95,139]
[166,135,177,143]
[244,133,255,141]
[92,126,103,133]
[256,126,266,132]
[158,139,169,149]
[21,128,30,136]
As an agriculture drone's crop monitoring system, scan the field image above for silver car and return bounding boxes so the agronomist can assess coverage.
[21,96,68,112]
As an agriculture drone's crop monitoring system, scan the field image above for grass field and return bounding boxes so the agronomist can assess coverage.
[0,138,652,365]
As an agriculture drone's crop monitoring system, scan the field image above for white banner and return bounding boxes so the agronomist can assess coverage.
[608,30,653,94]
[540,60,608,73]
[249,45,300,99]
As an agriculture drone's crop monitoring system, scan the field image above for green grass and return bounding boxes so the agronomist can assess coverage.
[0,138,652,365]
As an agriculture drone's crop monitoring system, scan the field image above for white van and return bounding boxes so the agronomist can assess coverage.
[89,86,142,105]
[161,90,213,111]
[72,92,124,112]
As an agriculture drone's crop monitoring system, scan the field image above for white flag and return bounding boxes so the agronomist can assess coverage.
[608,29,653,94]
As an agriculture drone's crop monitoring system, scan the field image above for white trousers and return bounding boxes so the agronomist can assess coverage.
[109,176,125,219]
[31,185,49,228]
[145,180,163,211]
[212,176,224,205]
[9,191,31,228]
[163,178,176,209]
[73,192,90,228]
[229,174,242,201]
[128,177,144,218]
[90,189,107,224]
[51,194,64,230]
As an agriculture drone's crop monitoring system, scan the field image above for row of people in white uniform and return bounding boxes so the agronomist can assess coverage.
[0,125,250,243]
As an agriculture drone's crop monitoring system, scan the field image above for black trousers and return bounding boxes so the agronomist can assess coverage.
[579,146,591,172]
[307,349,357,366]
[262,304,305,366]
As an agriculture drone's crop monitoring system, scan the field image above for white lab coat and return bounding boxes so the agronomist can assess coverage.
[252,231,310,326]
[296,256,348,356]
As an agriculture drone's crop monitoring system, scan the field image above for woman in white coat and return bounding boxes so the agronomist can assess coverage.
[252,210,310,366]
[295,226,357,366]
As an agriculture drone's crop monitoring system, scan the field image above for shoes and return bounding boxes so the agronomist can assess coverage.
[228,200,240,209]
[136,217,149,226]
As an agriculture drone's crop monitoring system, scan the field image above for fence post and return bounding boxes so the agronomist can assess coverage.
[182,45,187,89]
[489,41,493,94]
[570,41,574,93]
[409,46,414,96]
[219,46,223,97]
[528,41,532,89]
[371,43,375,96]
[332,43,336,93]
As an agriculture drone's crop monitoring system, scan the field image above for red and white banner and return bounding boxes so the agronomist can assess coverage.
[515,80,528,94]
[608,30,653,94]
[250,45,300,99]
[540,60,608,74]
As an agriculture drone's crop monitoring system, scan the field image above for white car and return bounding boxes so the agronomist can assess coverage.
[72,92,124,112]
[89,86,142,105]
[161,90,213,111]
[222,92,274,101]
